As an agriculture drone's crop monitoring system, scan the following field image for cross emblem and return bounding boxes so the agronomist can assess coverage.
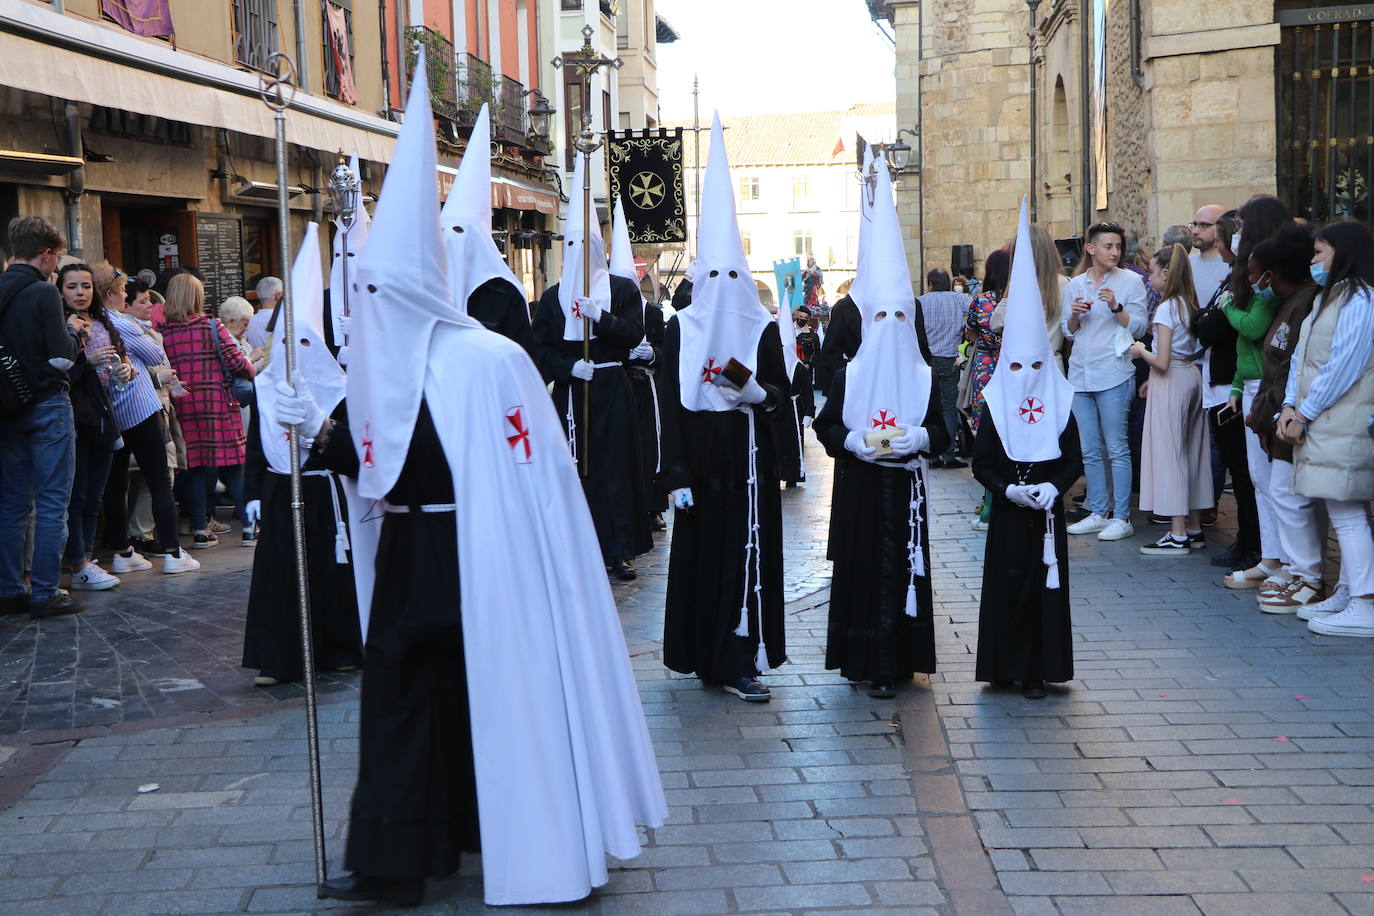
[629,171,667,210]
[871,409,897,429]
[701,358,722,384]
[362,422,376,468]
[506,406,532,464]
[571,300,583,319]
[1018,396,1045,424]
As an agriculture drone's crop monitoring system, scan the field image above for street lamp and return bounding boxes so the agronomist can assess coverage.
[528,93,556,142]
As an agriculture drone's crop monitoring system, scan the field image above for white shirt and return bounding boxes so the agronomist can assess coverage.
[1189,251,1232,408]
[1153,298,1197,362]
[245,307,274,350]
[1059,267,1148,392]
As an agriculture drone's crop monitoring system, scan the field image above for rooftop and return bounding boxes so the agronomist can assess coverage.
[666,102,896,168]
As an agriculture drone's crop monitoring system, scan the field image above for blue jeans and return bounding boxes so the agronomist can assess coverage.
[0,393,76,600]
[1072,378,1133,520]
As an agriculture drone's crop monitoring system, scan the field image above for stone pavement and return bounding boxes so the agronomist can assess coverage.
[1,428,1373,914]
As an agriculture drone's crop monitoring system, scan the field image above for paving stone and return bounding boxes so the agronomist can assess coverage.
[1192,894,1348,916]
[733,883,873,911]
[651,864,784,891]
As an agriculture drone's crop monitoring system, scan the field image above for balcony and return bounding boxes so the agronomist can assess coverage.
[404,26,460,122]
[495,76,527,144]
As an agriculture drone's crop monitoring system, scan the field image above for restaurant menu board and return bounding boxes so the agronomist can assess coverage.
[196,214,245,314]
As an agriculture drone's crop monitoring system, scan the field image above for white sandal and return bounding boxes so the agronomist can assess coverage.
[1223,562,1283,590]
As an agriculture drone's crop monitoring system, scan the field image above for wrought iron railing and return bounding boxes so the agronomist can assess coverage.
[458,52,495,113]
[405,26,460,121]
[232,0,281,72]
[496,76,527,140]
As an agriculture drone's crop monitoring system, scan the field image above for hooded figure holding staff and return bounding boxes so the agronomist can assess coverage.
[272,52,666,907]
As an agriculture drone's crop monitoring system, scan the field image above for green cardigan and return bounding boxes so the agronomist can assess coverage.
[1222,294,1279,396]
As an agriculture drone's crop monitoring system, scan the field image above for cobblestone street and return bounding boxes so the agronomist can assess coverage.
[0,431,1372,914]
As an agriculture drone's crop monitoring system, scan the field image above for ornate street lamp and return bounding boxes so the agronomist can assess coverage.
[528,92,556,142]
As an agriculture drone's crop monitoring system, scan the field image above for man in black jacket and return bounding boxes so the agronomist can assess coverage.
[0,217,82,619]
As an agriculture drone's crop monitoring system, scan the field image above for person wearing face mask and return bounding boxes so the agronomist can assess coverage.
[974,201,1083,700]
[1278,221,1374,638]
[813,161,947,699]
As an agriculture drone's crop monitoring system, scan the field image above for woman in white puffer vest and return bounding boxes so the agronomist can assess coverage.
[1278,221,1374,638]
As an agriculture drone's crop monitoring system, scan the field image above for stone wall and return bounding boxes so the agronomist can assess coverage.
[1105,0,1151,243]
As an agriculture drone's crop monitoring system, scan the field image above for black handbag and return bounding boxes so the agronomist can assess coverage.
[209,318,254,406]
[0,275,40,419]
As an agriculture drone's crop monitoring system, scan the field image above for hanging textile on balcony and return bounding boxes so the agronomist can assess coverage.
[607,128,686,244]
[101,0,174,38]
[326,2,358,105]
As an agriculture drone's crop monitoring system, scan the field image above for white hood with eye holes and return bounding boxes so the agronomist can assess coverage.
[676,111,771,413]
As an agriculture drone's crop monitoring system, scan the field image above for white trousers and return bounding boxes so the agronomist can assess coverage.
[1325,498,1374,596]
[1242,381,1288,563]
[1269,458,1325,583]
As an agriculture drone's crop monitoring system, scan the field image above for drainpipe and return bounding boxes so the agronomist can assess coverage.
[293,0,310,92]
[1079,0,1093,229]
[378,0,392,116]
[64,102,84,257]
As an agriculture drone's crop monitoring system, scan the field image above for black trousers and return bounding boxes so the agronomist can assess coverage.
[1208,403,1259,552]
[103,412,181,553]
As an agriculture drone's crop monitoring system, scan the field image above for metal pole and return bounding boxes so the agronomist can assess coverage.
[260,53,327,895]
[692,74,700,261]
[1027,0,1041,222]
[580,136,592,477]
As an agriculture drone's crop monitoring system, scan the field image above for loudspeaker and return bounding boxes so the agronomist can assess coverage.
[951,244,974,277]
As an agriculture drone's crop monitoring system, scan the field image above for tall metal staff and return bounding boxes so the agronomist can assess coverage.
[327,155,361,349]
[553,25,621,477]
[259,52,328,893]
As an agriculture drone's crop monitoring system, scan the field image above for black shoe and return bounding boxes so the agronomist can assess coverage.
[1022,680,1047,699]
[319,873,424,907]
[1140,533,1191,557]
[867,680,896,699]
[1210,542,1259,569]
[652,513,667,531]
[722,677,771,702]
[32,591,84,620]
[610,559,637,581]
[0,593,31,617]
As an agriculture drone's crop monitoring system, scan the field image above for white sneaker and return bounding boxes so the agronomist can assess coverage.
[1067,513,1110,535]
[1097,518,1135,541]
[970,518,989,531]
[162,551,201,575]
[70,564,120,591]
[1307,598,1374,638]
[1298,584,1350,621]
[111,550,153,574]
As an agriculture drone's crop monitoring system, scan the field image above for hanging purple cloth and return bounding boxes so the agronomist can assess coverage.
[101,0,175,38]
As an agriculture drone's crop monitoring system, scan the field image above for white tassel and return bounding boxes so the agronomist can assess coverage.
[1043,510,1060,590]
[734,607,750,638]
[1045,560,1060,590]
[912,550,925,578]
[335,530,348,565]
[755,642,770,674]
[904,584,918,618]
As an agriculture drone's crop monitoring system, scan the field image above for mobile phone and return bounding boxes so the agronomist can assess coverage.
[1216,404,1240,425]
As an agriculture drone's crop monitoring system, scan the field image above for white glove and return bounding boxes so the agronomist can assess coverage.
[889,425,930,457]
[336,346,351,368]
[571,296,601,323]
[245,500,261,527]
[671,487,694,509]
[571,360,596,382]
[336,315,352,340]
[802,416,813,428]
[274,372,327,438]
[1027,482,1059,511]
[1005,484,1039,509]
[719,376,767,407]
[630,342,655,362]
[844,430,876,460]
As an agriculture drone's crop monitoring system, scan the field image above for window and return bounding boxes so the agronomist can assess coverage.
[792,174,814,209]
[741,230,752,257]
[232,0,281,73]
[561,0,582,9]
[321,0,356,104]
[793,230,813,256]
[739,176,760,201]
[845,233,859,265]
[561,64,585,172]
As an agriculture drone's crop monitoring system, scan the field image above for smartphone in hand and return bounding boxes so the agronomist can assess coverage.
[1216,403,1241,425]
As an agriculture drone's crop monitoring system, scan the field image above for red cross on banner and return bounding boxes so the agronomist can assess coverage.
[506,406,532,464]
[1018,396,1045,424]
[871,409,897,429]
[701,358,722,384]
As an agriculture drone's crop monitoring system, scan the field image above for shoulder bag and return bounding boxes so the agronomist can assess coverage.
[209,318,254,406]
[0,275,41,419]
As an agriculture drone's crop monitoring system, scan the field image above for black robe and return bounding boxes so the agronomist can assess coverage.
[794,328,820,419]
[532,275,653,562]
[814,367,950,681]
[241,405,364,682]
[659,318,795,680]
[316,401,481,880]
[971,416,1083,685]
[627,300,667,514]
[671,278,693,312]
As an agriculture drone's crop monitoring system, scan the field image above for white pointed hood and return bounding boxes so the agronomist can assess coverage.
[609,196,637,284]
[982,198,1072,461]
[258,222,346,475]
[842,159,931,437]
[557,152,612,341]
[441,105,523,313]
[328,153,370,344]
[347,48,482,500]
[854,142,876,292]
[676,112,771,412]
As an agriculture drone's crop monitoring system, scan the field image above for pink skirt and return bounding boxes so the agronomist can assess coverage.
[1140,363,1213,517]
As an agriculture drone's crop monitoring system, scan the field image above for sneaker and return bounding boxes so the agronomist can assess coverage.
[1298,584,1351,621]
[1200,508,1218,528]
[1097,518,1135,541]
[1307,599,1374,638]
[32,591,84,620]
[252,675,282,687]
[1067,513,1110,535]
[241,525,258,547]
[1260,579,1326,614]
[162,551,201,575]
[69,564,120,591]
[191,531,218,549]
[1150,514,1170,525]
[129,538,168,559]
[970,517,989,531]
[207,519,232,536]
[1188,530,1205,549]
[722,677,771,702]
[111,549,154,574]
[1140,533,1190,556]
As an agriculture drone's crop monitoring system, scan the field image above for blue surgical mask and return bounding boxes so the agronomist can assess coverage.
[1251,280,1275,301]
[1311,263,1330,286]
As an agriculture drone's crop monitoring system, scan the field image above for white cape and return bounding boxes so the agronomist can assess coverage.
[341,321,666,905]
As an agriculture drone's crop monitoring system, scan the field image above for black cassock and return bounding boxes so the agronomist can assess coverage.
[794,328,820,420]
[626,300,667,514]
[659,318,795,679]
[820,296,934,559]
[316,401,481,880]
[241,406,363,683]
[971,416,1083,685]
[532,275,652,562]
[813,367,949,681]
